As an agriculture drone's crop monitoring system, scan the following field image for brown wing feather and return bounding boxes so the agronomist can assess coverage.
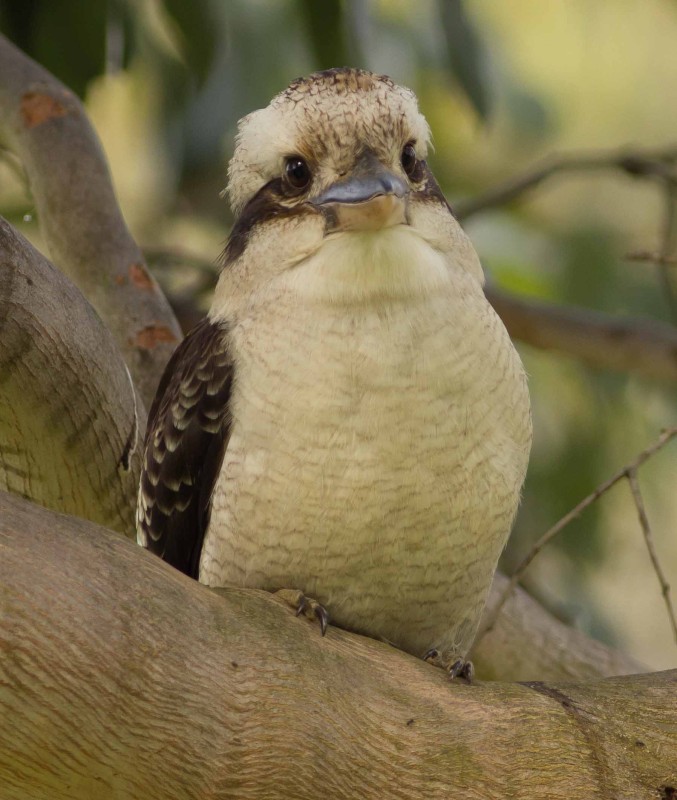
[136,318,233,578]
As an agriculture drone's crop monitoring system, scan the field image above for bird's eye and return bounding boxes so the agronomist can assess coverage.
[285,156,312,190]
[401,143,418,178]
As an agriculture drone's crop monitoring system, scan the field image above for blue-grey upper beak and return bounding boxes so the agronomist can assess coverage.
[311,170,408,207]
[309,151,409,232]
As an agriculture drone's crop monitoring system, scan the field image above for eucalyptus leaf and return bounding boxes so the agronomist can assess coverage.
[162,0,218,85]
[0,0,106,97]
[297,0,350,70]
[437,0,492,120]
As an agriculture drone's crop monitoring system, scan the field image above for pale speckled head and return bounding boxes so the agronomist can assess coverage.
[215,67,483,313]
[227,68,431,216]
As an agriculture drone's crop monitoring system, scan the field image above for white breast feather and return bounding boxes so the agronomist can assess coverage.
[202,228,531,662]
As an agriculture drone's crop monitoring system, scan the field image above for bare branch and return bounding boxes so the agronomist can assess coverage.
[1,490,673,799]
[455,143,677,220]
[653,184,677,321]
[486,287,677,383]
[626,249,677,266]
[480,426,677,638]
[0,217,142,533]
[0,33,182,408]
[627,469,677,644]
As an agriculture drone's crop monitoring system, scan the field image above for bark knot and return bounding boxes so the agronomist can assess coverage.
[21,91,69,128]
[129,262,154,290]
[133,324,179,350]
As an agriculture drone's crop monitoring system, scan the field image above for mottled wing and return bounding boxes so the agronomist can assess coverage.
[136,318,233,578]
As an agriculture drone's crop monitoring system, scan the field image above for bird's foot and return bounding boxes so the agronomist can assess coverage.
[274,588,329,636]
[423,648,474,683]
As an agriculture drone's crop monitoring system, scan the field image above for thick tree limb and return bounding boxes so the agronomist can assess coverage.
[472,573,645,681]
[0,218,141,532]
[486,287,677,382]
[0,33,181,407]
[0,492,673,800]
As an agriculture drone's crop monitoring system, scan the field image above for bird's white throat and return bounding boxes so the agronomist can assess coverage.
[288,225,452,305]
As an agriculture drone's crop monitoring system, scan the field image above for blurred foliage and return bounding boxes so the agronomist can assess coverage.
[438,0,492,119]
[298,0,355,70]
[0,0,108,97]
[0,0,218,96]
[1,0,676,669]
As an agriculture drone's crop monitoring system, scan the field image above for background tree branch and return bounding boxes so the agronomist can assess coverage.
[1,490,672,800]
[0,32,181,408]
[454,144,677,221]
[486,287,677,383]
[472,572,645,681]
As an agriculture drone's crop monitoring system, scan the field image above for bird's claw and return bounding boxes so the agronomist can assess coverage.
[274,588,330,636]
[448,658,474,682]
[424,648,474,683]
[295,594,329,636]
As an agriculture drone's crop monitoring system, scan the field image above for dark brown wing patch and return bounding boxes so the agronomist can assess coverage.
[136,318,233,578]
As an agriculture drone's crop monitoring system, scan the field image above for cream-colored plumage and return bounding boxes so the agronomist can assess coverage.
[138,69,531,668]
[197,70,531,664]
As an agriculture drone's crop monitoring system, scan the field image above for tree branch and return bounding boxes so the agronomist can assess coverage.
[628,469,677,643]
[0,218,141,533]
[0,32,181,408]
[486,287,677,383]
[472,573,645,681]
[455,143,677,220]
[482,426,677,638]
[1,491,673,800]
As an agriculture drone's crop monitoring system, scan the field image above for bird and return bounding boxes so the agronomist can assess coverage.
[137,67,532,680]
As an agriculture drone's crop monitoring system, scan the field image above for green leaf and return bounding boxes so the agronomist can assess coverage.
[0,0,106,97]
[297,0,350,70]
[437,0,492,120]
[162,0,218,85]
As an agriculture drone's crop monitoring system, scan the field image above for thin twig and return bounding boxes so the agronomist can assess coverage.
[479,426,677,638]
[455,144,677,221]
[118,361,140,472]
[627,468,677,644]
[626,250,677,266]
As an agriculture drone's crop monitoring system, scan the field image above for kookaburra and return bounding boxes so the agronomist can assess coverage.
[137,68,532,679]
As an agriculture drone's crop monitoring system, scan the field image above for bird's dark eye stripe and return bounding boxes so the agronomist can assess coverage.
[285,156,312,190]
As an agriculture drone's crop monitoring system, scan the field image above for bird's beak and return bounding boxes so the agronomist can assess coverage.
[311,160,408,232]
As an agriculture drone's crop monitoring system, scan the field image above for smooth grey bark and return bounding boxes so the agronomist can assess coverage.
[0,32,181,408]
[0,217,141,533]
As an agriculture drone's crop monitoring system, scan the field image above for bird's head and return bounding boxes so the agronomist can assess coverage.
[219,68,483,308]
